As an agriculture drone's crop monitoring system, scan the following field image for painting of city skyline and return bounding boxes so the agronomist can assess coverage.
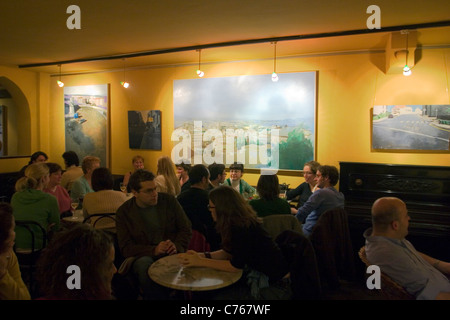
[173,72,316,171]
[372,105,450,151]
[64,84,109,167]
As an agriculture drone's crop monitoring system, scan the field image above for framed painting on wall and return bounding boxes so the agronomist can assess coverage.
[127,110,162,150]
[372,105,450,152]
[173,72,316,172]
[64,84,109,167]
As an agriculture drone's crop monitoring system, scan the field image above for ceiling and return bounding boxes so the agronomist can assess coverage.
[1,0,449,75]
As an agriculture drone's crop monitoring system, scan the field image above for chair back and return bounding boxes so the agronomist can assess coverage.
[188,229,211,252]
[262,214,302,240]
[309,207,355,289]
[358,246,415,300]
[83,213,116,230]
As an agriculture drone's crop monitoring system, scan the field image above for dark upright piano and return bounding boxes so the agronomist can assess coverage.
[339,162,450,265]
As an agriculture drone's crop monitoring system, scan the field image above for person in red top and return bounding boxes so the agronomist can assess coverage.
[43,163,72,217]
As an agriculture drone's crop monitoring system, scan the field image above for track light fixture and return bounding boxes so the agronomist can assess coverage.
[271,42,279,82]
[402,31,412,76]
[120,59,130,88]
[57,64,64,87]
[196,49,204,77]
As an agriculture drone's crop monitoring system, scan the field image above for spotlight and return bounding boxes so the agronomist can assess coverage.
[57,65,64,87]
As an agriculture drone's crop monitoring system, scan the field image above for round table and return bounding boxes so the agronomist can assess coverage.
[148,253,243,291]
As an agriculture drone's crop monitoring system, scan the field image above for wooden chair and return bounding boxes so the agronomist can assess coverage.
[14,220,48,298]
[83,213,116,231]
[358,246,415,300]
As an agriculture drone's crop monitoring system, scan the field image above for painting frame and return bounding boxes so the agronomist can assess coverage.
[127,110,162,150]
[173,72,317,174]
[371,105,450,153]
[64,84,110,167]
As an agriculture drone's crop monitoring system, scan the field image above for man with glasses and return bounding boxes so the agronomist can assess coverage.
[116,169,192,300]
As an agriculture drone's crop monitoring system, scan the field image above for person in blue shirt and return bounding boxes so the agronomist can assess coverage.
[294,165,345,236]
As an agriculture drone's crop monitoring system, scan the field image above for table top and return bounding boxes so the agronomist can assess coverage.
[148,253,243,291]
[62,210,84,223]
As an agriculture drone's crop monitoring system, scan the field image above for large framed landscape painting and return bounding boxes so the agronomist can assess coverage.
[64,84,109,167]
[172,72,316,172]
[372,105,450,152]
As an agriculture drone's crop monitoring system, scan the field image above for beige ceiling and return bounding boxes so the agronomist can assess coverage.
[1,0,449,75]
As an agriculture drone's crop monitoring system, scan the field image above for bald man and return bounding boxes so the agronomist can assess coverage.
[364,197,450,300]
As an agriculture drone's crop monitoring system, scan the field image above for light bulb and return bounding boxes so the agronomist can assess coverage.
[403,65,411,76]
[272,72,279,82]
[120,81,130,88]
[57,80,64,87]
[197,69,204,78]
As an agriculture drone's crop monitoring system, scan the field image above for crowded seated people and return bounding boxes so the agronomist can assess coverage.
[154,155,181,196]
[43,162,72,217]
[364,197,450,300]
[207,163,226,191]
[179,185,291,300]
[122,155,145,189]
[0,203,31,300]
[11,163,60,250]
[18,151,48,179]
[176,160,191,193]
[82,167,129,225]
[286,160,321,208]
[60,151,83,192]
[36,223,117,300]
[293,165,344,236]
[176,164,221,250]
[70,155,101,203]
[116,169,192,300]
[223,162,255,200]
[249,173,291,217]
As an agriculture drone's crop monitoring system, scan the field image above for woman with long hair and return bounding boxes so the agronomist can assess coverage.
[12,163,60,250]
[36,223,117,300]
[154,156,181,196]
[179,185,291,299]
[0,203,31,300]
[249,174,291,217]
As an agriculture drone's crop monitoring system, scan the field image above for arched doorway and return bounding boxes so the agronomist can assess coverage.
[0,76,31,156]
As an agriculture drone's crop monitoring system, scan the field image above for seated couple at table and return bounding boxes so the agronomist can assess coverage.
[116,168,291,300]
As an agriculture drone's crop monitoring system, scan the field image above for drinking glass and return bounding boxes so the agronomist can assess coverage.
[120,183,127,193]
[71,200,79,211]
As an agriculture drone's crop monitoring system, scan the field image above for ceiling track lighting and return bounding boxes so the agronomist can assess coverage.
[196,49,204,77]
[57,64,64,87]
[402,30,412,76]
[120,58,130,88]
[272,41,279,82]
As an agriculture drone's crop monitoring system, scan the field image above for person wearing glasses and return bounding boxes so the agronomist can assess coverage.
[223,162,255,200]
[115,169,192,300]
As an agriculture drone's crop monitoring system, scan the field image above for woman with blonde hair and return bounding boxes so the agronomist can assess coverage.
[11,163,60,250]
[154,156,181,196]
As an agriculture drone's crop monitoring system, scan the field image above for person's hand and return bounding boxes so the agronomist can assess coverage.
[155,239,177,256]
[178,251,202,267]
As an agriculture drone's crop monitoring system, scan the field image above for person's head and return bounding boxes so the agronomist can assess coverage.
[229,162,244,181]
[28,151,48,165]
[91,167,114,191]
[175,161,191,177]
[36,224,116,300]
[62,151,80,167]
[81,156,101,175]
[129,169,158,207]
[0,203,15,256]
[303,161,320,185]
[208,185,259,250]
[131,155,145,171]
[157,156,175,176]
[15,162,50,191]
[208,163,226,184]
[371,197,410,239]
[188,164,210,188]
[45,162,63,188]
[315,165,339,188]
[256,174,280,201]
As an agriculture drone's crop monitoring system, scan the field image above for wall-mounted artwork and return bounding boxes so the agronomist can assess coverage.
[372,105,450,152]
[127,110,162,150]
[64,84,109,166]
[173,72,316,172]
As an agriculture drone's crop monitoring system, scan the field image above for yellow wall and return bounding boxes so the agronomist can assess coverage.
[1,48,450,189]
